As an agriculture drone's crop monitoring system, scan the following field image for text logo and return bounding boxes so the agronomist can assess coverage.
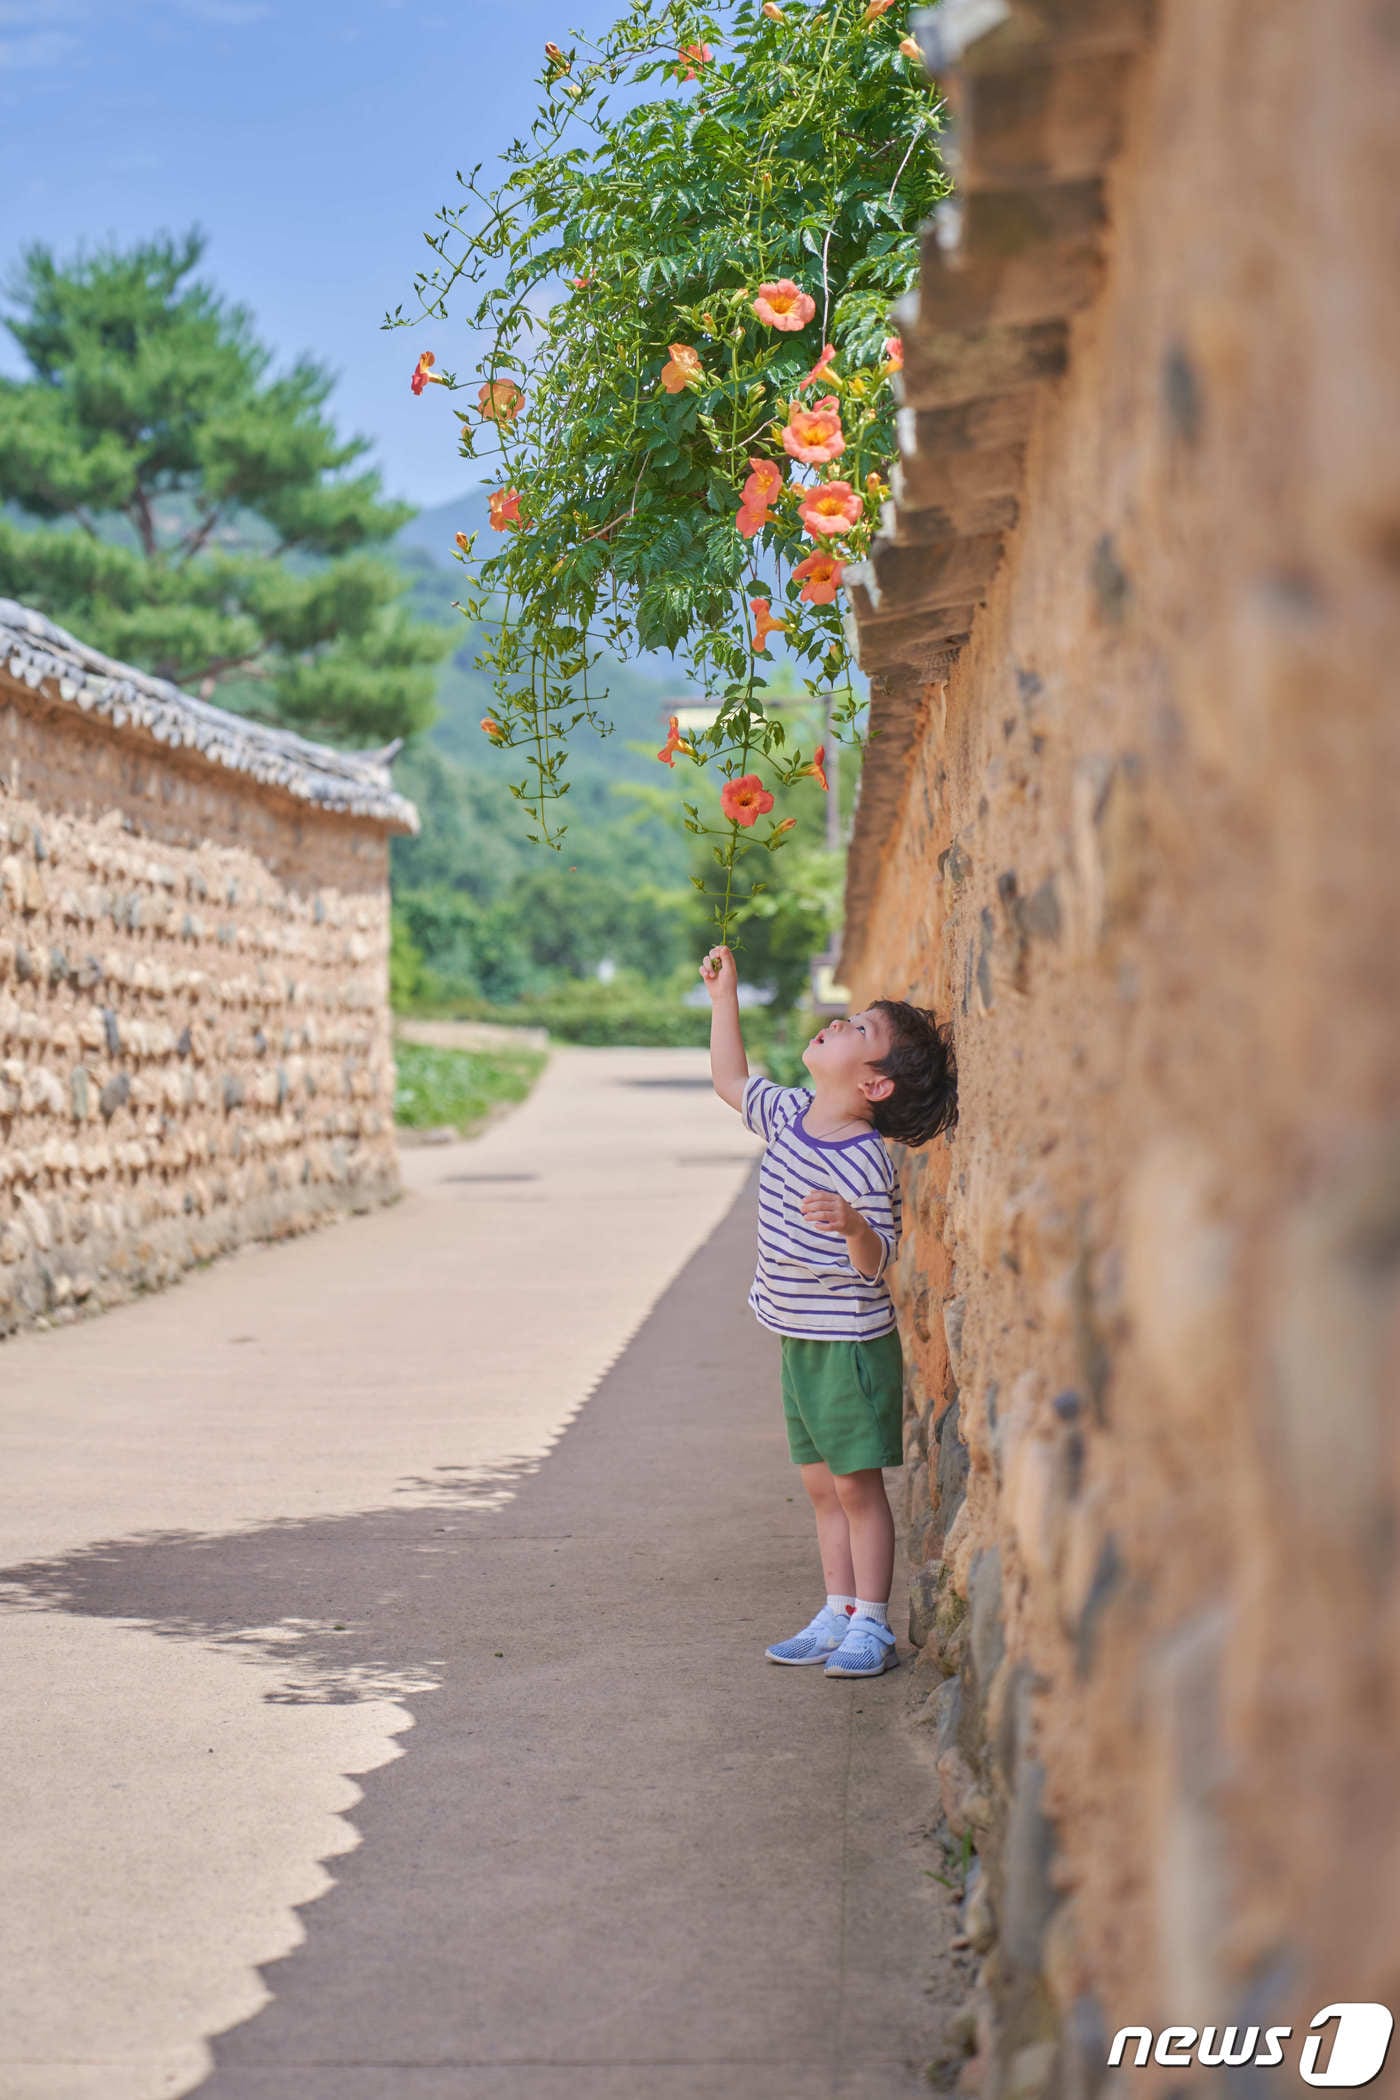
[1108,2005,1393,2087]
[1301,2006,1395,2088]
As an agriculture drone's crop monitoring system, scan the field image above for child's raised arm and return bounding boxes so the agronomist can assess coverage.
[699,945,748,1113]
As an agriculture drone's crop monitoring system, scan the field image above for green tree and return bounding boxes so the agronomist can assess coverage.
[685,769,839,1007]
[392,887,539,1006]
[389,911,427,1008]
[617,722,841,1005]
[0,229,449,743]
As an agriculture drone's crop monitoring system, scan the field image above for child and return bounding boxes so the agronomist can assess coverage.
[699,943,958,1678]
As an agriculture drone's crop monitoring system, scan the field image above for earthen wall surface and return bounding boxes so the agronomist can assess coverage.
[841,4,1400,2091]
[0,676,401,1336]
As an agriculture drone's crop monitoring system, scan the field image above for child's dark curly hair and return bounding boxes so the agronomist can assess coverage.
[864,1000,958,1148]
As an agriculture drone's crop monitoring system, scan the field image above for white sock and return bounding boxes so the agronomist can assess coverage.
[827,1593,857,1619]
[853,1598,889,1627]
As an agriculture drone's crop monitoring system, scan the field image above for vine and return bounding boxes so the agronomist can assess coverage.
[388,0,946,949]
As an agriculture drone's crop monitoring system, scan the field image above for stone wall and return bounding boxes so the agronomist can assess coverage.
[0,608,414,1337]
[840,4,1400,2093]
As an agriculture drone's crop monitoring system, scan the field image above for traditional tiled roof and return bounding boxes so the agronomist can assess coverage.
[0,598,419,835]
[838,0,1152,980]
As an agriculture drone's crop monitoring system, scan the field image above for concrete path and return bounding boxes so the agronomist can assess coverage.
[0,1045,962,2100]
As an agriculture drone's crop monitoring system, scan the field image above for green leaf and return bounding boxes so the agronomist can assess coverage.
[395,0,945,851]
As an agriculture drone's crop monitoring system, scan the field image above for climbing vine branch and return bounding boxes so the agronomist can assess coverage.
[388,0,946,946]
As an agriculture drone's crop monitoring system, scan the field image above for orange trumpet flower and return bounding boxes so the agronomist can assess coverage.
[752,278,816,332]
[478,379,524,424]
[799,480,863,538]
[793,550,845,605]
[656,714,697,767]
[799,342,839,390]
[782,395,845,465]
[750,597,788,653]
[742,457,784,508]
[660,344,703,393]
[720,773,776,827]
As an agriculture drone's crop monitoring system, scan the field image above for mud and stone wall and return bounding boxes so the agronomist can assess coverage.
[0,658,406,1338]
[839,4,1400,2093]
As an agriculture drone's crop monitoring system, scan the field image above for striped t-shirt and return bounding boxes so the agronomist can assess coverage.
[741,1075,902,1341]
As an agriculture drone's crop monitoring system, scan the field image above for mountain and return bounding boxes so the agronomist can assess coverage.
[394,491,489,566]
[394,490,687,682]
[385,492,700,899]
[391,492,694,778]
[2,487,700,888]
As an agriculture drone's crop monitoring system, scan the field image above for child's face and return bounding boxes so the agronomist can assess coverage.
[802,1007,891,1097]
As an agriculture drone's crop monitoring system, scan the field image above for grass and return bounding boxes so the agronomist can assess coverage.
[392,1040,549,1138]
[391,985,821,1070]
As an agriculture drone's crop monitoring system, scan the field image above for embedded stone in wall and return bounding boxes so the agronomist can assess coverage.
[1123,1133,1239,1428]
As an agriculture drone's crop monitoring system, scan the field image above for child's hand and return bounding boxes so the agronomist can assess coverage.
[801,1189,859,1235]
[699,945,738,1002]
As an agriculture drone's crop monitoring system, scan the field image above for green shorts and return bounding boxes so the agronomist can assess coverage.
[779,1327,905,1475]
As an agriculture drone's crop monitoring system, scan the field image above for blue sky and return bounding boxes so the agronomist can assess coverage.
[0,0,628,511]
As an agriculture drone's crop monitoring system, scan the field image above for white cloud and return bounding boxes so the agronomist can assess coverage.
[0,29,79,67]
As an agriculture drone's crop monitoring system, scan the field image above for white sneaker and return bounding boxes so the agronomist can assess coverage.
[824,1615,898,1677]
[765,1604,852,1665]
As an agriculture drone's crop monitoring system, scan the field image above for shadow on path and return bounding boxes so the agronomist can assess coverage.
[0,1170,966,2100]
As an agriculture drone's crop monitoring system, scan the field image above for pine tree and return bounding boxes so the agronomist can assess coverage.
[0,228,449,745]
